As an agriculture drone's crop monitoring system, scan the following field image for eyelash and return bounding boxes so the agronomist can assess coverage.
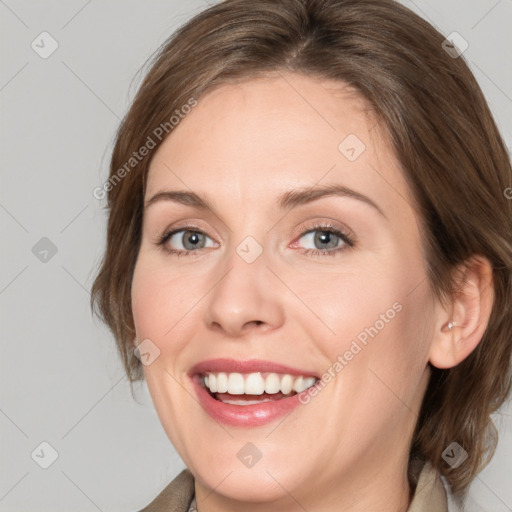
[154,222,355,258]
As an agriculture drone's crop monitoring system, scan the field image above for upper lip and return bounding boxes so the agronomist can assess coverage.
[189,358,318,378]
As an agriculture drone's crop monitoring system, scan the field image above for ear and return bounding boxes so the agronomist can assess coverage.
[429,255,494,369]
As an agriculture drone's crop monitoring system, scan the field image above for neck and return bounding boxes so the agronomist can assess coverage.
[193,456,413,512]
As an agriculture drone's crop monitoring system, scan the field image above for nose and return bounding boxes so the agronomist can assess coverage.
[203,242,285,338]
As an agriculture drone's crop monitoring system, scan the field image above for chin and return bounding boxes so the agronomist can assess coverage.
[194,464,300,504]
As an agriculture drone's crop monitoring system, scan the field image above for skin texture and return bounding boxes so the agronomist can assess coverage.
[131,72,494,512]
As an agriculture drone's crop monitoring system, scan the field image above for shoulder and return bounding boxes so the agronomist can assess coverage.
[137,468,195,512]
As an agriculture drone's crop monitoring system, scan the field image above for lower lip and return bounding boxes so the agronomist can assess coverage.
[191,376,306,427]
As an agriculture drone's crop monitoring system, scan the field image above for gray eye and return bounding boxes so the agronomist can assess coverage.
[169,230,213,251]
[300,230,343,251]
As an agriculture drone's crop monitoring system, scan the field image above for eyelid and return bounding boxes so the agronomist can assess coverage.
[155,218,352,240]
[290,218,355,244]
[155,219,219,241]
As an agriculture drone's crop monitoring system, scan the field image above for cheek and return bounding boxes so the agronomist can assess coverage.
[293,265,403,347]
[131,265,163,339]
[337,279,433,418]
[307,250,431,385]
[131,259,201,339]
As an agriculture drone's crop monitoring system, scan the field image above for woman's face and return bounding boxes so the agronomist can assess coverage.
[131,73,437,507]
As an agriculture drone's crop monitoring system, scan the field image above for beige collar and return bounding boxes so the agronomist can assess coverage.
[408,460,448,512]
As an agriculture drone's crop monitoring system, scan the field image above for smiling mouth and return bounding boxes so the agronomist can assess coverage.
[199,371,318,405]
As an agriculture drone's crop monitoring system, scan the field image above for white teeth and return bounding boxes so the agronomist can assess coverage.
[265,373,281,394]
[216,372,228,393]
[221,398,274,405]
[301,377,317,392]
[280,374,293,394]
[202,371,317,396]
[227,373,245,394]
[245,373,265,395]
[208,374,217,393]
[292,376,317,393]
[293,376,304,393]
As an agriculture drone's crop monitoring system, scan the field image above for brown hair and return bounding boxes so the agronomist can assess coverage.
[90,0,512,495]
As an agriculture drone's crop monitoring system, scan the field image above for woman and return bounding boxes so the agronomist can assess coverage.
[90,0,512,510]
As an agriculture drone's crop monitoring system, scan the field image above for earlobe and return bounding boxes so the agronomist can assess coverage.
[428,255,494,370]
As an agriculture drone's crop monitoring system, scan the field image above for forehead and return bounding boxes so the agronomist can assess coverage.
[145,72,415,224]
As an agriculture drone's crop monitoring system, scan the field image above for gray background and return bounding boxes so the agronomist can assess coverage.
[1,0,511,510]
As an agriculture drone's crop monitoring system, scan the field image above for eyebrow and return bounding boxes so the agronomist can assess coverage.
[144,184,387,220]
